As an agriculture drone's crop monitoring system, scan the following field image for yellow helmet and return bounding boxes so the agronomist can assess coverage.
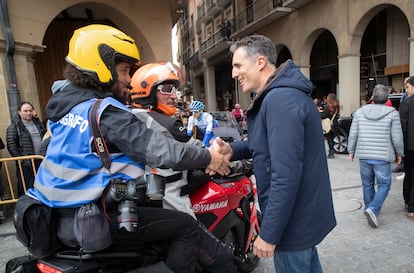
[130,62,184,109]
[65,24,140,86]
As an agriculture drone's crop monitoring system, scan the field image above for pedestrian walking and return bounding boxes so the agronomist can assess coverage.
[348,84,404,227]
[320,93,339,159]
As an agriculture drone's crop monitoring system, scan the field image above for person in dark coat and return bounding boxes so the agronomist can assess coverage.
[214,35,336,273]
[399,75,414,219]
[6,102,46,196]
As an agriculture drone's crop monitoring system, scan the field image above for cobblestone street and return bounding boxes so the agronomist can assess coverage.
[1,152,414,273]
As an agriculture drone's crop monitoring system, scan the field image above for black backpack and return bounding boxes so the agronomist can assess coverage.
[14,195,61,257]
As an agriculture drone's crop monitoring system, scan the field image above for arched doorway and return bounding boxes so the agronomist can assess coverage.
[34,5,119,118]
[276,45,292,67]
[310,30,338,101]
[360,6,409,102]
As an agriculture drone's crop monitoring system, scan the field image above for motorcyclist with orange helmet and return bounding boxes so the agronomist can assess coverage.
[129,62,237,273]
[25,24,231,273]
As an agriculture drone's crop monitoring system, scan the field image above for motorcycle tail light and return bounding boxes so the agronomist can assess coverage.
[36,262,63,273]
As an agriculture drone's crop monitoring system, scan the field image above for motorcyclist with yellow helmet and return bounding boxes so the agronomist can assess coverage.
[26,24,231,273]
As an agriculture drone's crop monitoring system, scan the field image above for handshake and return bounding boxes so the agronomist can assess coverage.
[205,137,234,176]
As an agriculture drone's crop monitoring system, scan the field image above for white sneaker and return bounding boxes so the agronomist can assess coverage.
[396,173,405,180]
[364,208,378,228]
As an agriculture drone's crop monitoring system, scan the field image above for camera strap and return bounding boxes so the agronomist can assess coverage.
[89,99,112,172]
[89,99,113,220]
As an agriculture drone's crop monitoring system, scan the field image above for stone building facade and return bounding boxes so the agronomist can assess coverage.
[178,0,413,116]
[0,0,180,141]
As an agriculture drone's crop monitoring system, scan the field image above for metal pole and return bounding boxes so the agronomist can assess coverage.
[0,0,21,120]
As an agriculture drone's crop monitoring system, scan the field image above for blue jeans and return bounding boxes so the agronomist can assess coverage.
[274,246,323,273]
[359,160,391,216]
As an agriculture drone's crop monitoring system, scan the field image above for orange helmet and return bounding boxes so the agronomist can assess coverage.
[130,62,184,109]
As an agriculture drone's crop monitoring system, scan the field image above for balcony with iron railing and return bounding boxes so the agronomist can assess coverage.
[231,0,293,37]
[188,50,202,69]
[188,24,195,39]
[182,46,191,64]
[180,27,190,48]
[194,0,312,60]
[181,42,202,69]
[200,27,232,58]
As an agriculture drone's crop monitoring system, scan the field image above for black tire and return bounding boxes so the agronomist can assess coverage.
[333,128,348,154]
[222,210,262,273]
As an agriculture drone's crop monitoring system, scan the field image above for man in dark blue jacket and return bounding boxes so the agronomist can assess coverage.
[215,34,336,273]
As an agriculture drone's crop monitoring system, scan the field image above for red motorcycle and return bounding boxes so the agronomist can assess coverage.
[190,160,261,273]
[7,163,261,273]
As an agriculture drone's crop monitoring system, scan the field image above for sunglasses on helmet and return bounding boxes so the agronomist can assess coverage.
[157,84,177,95]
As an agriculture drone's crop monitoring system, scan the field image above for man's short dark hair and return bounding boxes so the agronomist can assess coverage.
[229,34,277,66]
[372,84,389,104]
[18,101,34,111]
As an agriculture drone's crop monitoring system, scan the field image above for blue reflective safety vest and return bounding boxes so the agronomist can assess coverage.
[27,97,145,208]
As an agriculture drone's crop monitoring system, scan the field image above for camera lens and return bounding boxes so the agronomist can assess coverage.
[118,200,138,232]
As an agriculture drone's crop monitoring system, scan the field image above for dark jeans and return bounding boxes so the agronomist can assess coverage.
[404,150,414,212]
[58,206,200,273]
[274,246,323,273]
[197,225,236,273]
[58,204,235,273]
[113,206,200,273]
[325,131,335,154]
[16,159,42,197]
[117,210,236,273]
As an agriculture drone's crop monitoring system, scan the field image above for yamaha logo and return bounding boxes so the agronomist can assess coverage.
[192,200,228,213]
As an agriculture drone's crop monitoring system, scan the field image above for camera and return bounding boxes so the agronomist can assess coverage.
[105,175,165,233]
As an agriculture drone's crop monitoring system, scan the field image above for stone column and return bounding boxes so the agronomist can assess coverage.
[338,53,360,116]
[298,65,310,80]
[409,38,414,76]
[0,42,44,125]
[204,65,217,111]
